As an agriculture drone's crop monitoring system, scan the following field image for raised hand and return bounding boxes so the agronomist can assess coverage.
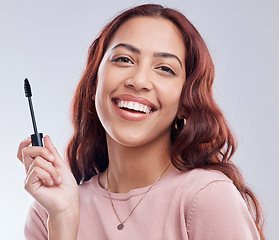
[18,135,79,239]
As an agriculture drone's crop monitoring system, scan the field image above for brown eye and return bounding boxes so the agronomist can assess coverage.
[112,57,132,64]
[157,66,176,75]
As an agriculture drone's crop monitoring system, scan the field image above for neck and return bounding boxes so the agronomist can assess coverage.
[99,134,174,193]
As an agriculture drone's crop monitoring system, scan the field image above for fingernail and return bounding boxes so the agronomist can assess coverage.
[58,176,62,183]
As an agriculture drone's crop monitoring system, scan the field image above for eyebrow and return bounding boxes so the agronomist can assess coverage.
[153,52,182,67]
[112,43,182,68]
[112,43,140,54]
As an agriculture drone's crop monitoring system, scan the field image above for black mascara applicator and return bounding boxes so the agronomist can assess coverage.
[24,78,44,147]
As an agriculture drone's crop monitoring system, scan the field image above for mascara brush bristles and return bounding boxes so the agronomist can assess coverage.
[24,78,32,97]
[24,78,43,147]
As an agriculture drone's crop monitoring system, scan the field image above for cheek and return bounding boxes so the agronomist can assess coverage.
[95,65,115,103]
[95,65,111,125]
[157,82,183,113]
[96,62,128,96]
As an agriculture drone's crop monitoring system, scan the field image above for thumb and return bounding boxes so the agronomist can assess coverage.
[43,135,68,168]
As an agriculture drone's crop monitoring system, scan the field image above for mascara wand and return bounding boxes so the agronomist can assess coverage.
[24,78,43,147]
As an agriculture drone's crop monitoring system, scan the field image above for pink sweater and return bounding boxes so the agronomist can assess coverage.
[24,168,260,239]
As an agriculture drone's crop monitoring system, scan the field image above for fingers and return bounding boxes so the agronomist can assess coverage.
[21,143,55,173]
[18,135,68,186]
[43,135,68,168]
[17,137,32,162]
[24,156,63,194]
[27,156,62,185]
[25,166,54,189]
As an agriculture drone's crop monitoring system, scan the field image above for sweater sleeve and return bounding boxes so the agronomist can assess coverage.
[24,201,48,240]
[186,180,260,240]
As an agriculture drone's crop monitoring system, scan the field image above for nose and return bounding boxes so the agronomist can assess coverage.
[124,66,153,91]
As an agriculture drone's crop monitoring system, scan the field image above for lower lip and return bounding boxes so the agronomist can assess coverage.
[112,101,155,121]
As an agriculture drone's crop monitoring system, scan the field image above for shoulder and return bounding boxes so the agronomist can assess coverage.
[175,168,233,199]
[178,169,260,239]
[184,168,232,183]
[24,201,48,239]
[182,169,243,215]
[177,168,241,208]
[27,200,48,222]
[174,168,243,218]
[169,168,238,217]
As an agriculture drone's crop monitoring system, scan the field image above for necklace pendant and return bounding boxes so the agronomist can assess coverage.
[117,223,124,230]
[107,163,171,231]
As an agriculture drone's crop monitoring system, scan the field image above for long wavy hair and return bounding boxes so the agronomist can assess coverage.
[66,4,265,239]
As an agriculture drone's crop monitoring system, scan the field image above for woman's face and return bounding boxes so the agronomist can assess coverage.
[95,16,186,147]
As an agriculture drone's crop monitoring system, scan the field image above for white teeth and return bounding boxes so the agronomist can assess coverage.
[134,102,140,111]
[116,100,153,114]
[128,102,133,109]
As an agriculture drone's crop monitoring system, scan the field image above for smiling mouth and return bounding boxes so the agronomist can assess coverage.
[114,99,156,114]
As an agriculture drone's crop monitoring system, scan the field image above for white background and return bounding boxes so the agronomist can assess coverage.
[0,0,278,239]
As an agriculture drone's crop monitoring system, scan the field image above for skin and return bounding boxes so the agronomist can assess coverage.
[17,16,186,238]
[96,16,186,193]
[18,136,79,240]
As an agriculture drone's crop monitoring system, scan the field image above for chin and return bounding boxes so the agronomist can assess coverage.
[108,131,150,147]
[107,125,171,149]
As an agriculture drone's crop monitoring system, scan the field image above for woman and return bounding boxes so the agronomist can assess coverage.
[18,4,265,240]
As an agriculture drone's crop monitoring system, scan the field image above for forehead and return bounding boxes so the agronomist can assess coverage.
[107,16,186,61]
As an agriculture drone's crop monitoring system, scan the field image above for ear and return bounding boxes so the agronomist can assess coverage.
[176,104,185,120]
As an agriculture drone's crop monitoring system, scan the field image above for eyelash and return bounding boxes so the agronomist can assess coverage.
[157,66,176,75]
[112,57,132,64]
[112,57,176,76]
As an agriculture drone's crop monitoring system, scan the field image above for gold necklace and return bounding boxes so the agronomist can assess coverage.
[107,162,171,230]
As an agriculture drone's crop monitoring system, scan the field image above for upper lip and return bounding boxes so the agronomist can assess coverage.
[112,94,158,112]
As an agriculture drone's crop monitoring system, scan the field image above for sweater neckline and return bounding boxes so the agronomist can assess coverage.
[91,167,180,201]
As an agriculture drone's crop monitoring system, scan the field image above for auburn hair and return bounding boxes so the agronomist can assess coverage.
[66,4,265,239]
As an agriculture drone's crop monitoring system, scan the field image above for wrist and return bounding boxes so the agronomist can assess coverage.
[48,208,80,240]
